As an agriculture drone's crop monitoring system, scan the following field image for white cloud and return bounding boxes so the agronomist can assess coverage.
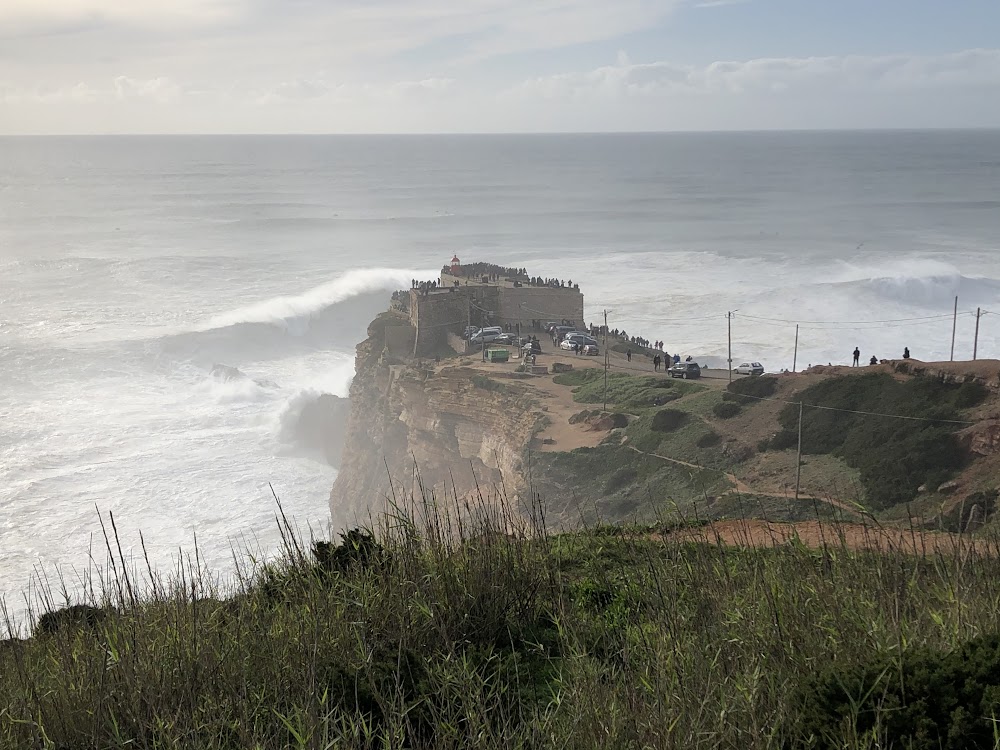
[0,0,240,31]
[515,49,1000,99]
[2,48,999,133]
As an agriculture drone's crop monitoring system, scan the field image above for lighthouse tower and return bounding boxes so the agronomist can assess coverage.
[449,255,462,275]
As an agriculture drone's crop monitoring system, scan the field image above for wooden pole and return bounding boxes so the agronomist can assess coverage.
[950,295,958,361]
[603,309,609,413]
[793,324,799,373]
[727,312,733,383]
[795,401,803,501]
[974,307,981,360]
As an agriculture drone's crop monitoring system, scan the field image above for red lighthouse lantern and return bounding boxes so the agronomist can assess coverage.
[450,255,461,275]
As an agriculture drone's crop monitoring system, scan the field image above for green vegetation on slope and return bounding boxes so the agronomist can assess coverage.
[553,369,704,412]
[6,499,1000,749]
[764,374,986,508]
[536,372,730,517]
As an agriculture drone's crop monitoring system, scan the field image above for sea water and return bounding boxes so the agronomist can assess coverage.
[2,131,1000,615]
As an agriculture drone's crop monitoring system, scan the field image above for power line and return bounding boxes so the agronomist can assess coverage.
[738,312,971,325]
[729,391,976,425]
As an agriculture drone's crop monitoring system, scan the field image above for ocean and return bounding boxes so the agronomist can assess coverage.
[3,131,1000,615]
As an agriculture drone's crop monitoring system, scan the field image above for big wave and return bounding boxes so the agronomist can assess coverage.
[151,267,434,366]
[824,259,1000,307]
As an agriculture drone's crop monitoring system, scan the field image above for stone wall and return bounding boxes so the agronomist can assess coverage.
[497,286,584,329]
[383,324,416,357]
[410,289,469,356]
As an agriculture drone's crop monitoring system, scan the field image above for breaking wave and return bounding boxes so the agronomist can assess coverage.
[824,259,1000,307]
[151,267,432,366]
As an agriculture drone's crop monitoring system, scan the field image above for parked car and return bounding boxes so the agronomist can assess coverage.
[470,327,503,344]
[552,326,576,342]
[493,333,517,345]
[522,340,542,355]
[463,326,478,339]
[582,344,600,356]
[669,362,702,379]
[734,362,764,376]
[559,336,598,351]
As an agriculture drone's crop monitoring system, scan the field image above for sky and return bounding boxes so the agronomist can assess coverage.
[1,0,998,134]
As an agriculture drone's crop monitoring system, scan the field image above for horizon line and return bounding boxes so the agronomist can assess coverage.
[2,126,999,138]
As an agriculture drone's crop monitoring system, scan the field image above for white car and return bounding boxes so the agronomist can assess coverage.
[734,362,764,376]
[470,327,503,344]
[560,336,598,351]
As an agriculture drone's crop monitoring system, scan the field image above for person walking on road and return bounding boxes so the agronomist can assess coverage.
[653,354,660,371]
[853,347,860,367]
[626,349,632,362]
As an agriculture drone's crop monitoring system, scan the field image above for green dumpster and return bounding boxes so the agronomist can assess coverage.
[486,348,510,363]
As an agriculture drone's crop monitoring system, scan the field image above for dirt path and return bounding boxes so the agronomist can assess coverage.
[531,376,607,452]
[658,518,995,556]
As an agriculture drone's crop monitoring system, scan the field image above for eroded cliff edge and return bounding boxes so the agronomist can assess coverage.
[330,312,543,523]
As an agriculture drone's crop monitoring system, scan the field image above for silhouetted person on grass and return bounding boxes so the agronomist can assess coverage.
[626,349,632,362]
[853,347,860,366]
[870,355,878,366]
[903,347,911,359]
[653,355,661,371]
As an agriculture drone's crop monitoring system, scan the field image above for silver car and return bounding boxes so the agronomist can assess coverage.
[734,362,764,376]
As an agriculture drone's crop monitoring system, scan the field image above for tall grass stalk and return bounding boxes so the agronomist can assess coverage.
[2,479,1000,748]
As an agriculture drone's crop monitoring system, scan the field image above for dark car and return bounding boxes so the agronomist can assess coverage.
[521,339,542,355]
[669,362,701,379]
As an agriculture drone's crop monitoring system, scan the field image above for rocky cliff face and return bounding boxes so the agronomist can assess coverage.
[330,315,540,524]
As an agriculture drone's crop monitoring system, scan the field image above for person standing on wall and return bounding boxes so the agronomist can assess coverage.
[853,347,861,367]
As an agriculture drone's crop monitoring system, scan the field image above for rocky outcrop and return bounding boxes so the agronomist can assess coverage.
[330,319,542,524]
[959,420,1000,457]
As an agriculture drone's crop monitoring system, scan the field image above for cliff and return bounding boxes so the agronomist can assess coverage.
[330,312,542,523]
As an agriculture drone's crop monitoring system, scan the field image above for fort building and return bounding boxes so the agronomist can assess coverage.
[403,257,585,357]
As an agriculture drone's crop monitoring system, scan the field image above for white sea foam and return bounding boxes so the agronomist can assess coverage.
[202,267,434,331]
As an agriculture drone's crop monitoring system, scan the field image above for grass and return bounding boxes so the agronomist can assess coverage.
[767,374,980,509]
[553,369,704,413]
[6,488,1000,749]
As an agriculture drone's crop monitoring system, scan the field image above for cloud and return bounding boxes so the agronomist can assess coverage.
[0,0,240,32]
[695,0,750,8]
[515,49,1000,99]
[3,48,999,133]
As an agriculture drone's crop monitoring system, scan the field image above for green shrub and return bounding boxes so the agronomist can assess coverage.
[725,375,778,404]
[651,409,688,432]
[769,430,797,450]
[607,413,630,429]
[696,431,722,448]
[712,401,742,419]
[793,633,1000,749]
[605,467,638,493]
[954,380,989,409]
[777,374,969,508]
[471,374,504,392]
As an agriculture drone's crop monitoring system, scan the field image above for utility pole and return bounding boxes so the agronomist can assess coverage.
[603,309,609,413]
[793,324,799,373]
[950,295,958,362]
[974,307,981,360]
[794,401,803,501]
[727,311,733,383]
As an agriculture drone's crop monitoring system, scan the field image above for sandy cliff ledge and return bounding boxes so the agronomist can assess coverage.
[330,313,541,524]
